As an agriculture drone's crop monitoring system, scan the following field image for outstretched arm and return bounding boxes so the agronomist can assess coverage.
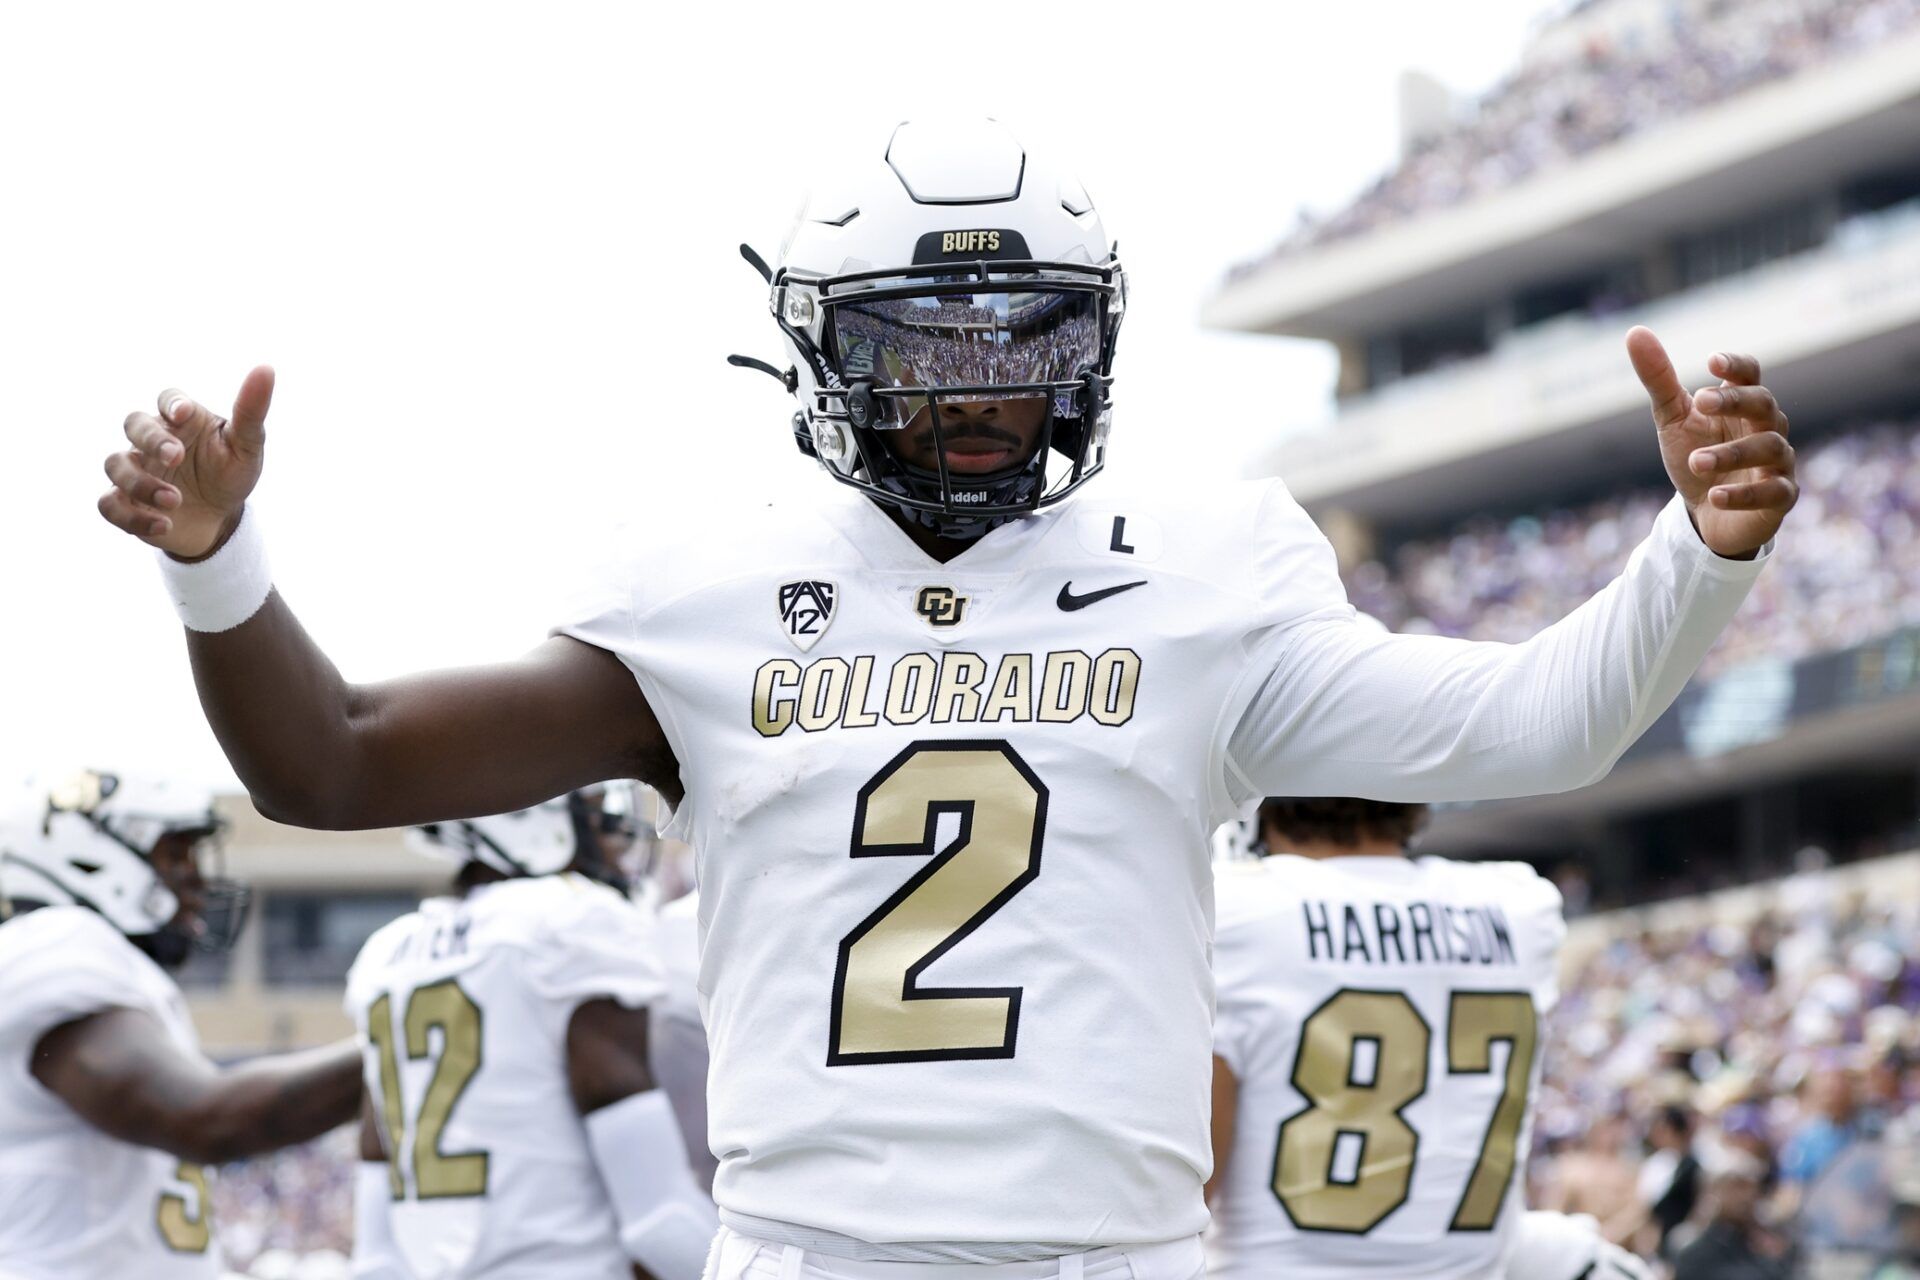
[97,371,675,828]
[190,605,669,829]
[32,1007,362,1165]
[1228,331,1794,804]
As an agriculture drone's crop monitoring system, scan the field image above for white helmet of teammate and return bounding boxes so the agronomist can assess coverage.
[757,118,1125,541]
[407,787,640,886]
[1210,802,1265,864]
[0,769,232,950]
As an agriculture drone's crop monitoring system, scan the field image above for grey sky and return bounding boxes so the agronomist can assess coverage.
[3,0,1560,784]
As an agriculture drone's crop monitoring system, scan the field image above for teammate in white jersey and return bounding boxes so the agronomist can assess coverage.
[649,889,718,1193]
[1208,796,1646,1280]
[98,117,1797,1276]
[0,770,361,1280]
[346,789,717,1280]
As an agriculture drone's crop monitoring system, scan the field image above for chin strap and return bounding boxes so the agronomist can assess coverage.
[738,243,773,283]
[133,926,194,971]
[726,354,797,393]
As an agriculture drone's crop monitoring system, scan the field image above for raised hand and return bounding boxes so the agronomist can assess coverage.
[1627,327,1796,559]
[99,366,275,559]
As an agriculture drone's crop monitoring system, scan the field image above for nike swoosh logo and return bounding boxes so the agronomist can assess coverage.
[1057,580,1148,611]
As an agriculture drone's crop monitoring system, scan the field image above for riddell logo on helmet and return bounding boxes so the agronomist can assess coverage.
[941,231,1001,254]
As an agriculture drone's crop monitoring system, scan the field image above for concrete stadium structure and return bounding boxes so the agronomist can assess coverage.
[1207,15,1920,890]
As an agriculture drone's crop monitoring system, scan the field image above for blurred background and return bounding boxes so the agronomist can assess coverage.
[8,0,1920,1275]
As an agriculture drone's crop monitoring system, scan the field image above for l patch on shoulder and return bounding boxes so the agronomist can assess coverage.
[778,579,837,652]
[1074,509,1164,562]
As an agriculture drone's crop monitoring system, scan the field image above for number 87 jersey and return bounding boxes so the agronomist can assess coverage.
[1207,853,1567,1280]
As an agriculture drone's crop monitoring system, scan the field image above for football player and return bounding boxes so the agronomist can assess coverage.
[0,770,362,1279]
[346,789,717,1280]
[1207,795,1646,1280]
[647,887,716,1194]
[98,118,1795,1277]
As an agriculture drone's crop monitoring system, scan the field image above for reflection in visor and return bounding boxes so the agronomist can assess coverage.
[832,287,1101,426]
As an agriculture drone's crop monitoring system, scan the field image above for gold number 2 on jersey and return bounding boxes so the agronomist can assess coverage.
[367,979,491,1199]
[1274,988,1537,1234]
[829,740,1048,1065]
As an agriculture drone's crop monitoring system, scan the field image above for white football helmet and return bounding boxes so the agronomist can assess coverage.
[408,787,639,887]
[1210,802,1265,864]
[753,118,1125,540]
[0,769,245,965]
[1505,1211,1655,1280]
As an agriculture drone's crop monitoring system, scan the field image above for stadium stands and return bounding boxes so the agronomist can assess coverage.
[1209,2,1920,1263]
[1345,414,1920,681]
[1232,0,1920,270]
[1535,850,1920,1273]
[211,1128,355,1276]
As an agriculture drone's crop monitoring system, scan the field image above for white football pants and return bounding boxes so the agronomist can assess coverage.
[703,1227,1205,1280]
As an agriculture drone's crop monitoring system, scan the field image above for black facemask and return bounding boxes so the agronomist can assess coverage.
[134,879,252,971]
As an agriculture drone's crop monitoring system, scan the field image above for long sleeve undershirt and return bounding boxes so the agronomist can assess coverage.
[1225,494,1770,806]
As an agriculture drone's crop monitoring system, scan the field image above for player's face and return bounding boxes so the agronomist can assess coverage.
[147,830,210,934]
[884,395,1048,476]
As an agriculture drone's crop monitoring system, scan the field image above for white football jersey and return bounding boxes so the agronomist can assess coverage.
[649,891,717,1190]
[554,479,1753,1255]
[344,873,666,1280]
[0,906,222,1280]
[1207,854,1567,1280]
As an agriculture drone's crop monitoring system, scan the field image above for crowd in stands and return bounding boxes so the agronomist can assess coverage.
[1231,0,1920,271]
[1531,851,1920,1277]
[1345,414,1920,681]
[212,1126,355,1277]
[837,296,1101,405]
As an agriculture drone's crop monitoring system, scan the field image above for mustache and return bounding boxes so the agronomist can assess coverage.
[906,417,1026,448]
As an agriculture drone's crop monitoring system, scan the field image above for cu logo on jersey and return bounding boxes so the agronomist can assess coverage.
[778,580,837,652]
[914,586,968,629]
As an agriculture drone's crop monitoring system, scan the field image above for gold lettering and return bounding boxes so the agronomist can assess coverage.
[981,653,1033,723]
[939,230,1001,255]
[753,659,802,737]
[932,653,988,724]
[1089,648,1142,727]
[1038,650,1092,723]
[844,655,881,729]
[798,657,851,733]
[752,649,1136,733]
[884,653,938,725]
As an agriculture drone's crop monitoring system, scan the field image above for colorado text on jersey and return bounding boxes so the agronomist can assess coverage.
[752,648,1142,735]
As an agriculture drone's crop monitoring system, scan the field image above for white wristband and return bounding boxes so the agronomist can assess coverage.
[155,505,273,633]
[351,1162,408,1277]
[585,1089,719,1280]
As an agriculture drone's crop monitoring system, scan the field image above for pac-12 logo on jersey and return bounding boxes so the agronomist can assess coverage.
[779,580,838,652]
